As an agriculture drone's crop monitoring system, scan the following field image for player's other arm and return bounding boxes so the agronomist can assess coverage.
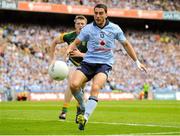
[122,40,137,61]
[65,38,81,58]
[69,48,85,58]
[66,25,88,59]
[122,40,147,72]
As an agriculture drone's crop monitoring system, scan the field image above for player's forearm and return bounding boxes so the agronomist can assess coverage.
[80,52,85,57]
[123,40,147,72]
[122,40,138,61]
[50,42,56,60]
[50,37,62,60]
[67,39,81,53]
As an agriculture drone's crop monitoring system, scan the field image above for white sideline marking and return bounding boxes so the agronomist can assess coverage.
[5,117,180,129]
[130,131,180,135]
[53,132,180,136]
[3,118,180,135]
[88,121,180,128]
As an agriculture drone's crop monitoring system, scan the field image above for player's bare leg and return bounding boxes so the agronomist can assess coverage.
[59,69,86,122]
[59,69,74,120]
[59,86,72,120]
[70,70,87,114]
[78,73,107,130]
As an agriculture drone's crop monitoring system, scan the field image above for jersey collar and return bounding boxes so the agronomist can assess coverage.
[93,19,109,29]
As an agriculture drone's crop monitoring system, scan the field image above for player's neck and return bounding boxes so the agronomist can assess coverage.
[94,19,109,29]
[98,21,106,28]
[75,30,80,34]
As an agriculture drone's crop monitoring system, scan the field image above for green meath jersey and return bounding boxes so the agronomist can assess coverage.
[60,31,87,66]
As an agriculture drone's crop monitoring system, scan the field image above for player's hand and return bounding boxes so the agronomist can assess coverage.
[69,49,84,57]
[64,39,80,60]
[139,63,147,73]
[136,60,147,73]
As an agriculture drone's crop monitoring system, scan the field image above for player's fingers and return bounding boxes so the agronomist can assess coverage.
[143,68,147,73]
[142,66,147,73]
[69,51,74,55]
[70,50,79,57]
[139,67,143,71]
[138,64,147,73]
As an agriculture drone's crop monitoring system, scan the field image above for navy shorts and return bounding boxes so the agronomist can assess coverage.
[77,61,112,81]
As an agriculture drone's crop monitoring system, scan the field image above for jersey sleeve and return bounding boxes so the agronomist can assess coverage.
[59,32,68,42]
[77,25,89,41]
[115,25,127,43]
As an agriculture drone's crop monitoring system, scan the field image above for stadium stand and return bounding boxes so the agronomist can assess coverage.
[20,0,180,11]
[0,23,179,95]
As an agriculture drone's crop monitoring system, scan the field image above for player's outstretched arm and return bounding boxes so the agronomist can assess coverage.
[122,40,147,73]
[49,36,63,62]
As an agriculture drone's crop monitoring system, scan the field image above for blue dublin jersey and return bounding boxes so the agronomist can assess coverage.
[77,20,126,66]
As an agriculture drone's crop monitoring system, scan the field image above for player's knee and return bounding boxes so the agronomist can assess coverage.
[70,81,81,91]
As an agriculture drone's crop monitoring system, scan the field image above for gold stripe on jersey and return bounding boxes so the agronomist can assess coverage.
[59,31,75,43]
[59,32,67,42]
[69,58,80,66]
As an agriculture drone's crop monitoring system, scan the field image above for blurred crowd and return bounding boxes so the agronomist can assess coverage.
[0,23,179,95]
[22,0,180,11]
[111,30,179,93]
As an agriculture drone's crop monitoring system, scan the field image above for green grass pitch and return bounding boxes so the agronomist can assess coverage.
[1,100,180,135]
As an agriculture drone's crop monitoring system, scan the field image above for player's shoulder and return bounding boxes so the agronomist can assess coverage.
[80,23,93,32]
[59,31,76,41]
[86,22,93,26]
[85,22,93,28]
[109,21,120,28]
[62,31,76,38]
[64,31,76,36]
[109,21,123,32]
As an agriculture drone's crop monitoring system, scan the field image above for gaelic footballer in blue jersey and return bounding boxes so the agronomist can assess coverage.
[65,3,147,130]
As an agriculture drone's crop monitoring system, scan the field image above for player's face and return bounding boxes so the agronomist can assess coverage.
[94,8,107,27]
[75,19,87,34]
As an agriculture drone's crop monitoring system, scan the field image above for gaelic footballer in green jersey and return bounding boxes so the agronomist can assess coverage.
[49,15,88,121]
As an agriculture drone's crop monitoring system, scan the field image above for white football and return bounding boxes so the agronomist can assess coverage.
[48,60,69,81]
